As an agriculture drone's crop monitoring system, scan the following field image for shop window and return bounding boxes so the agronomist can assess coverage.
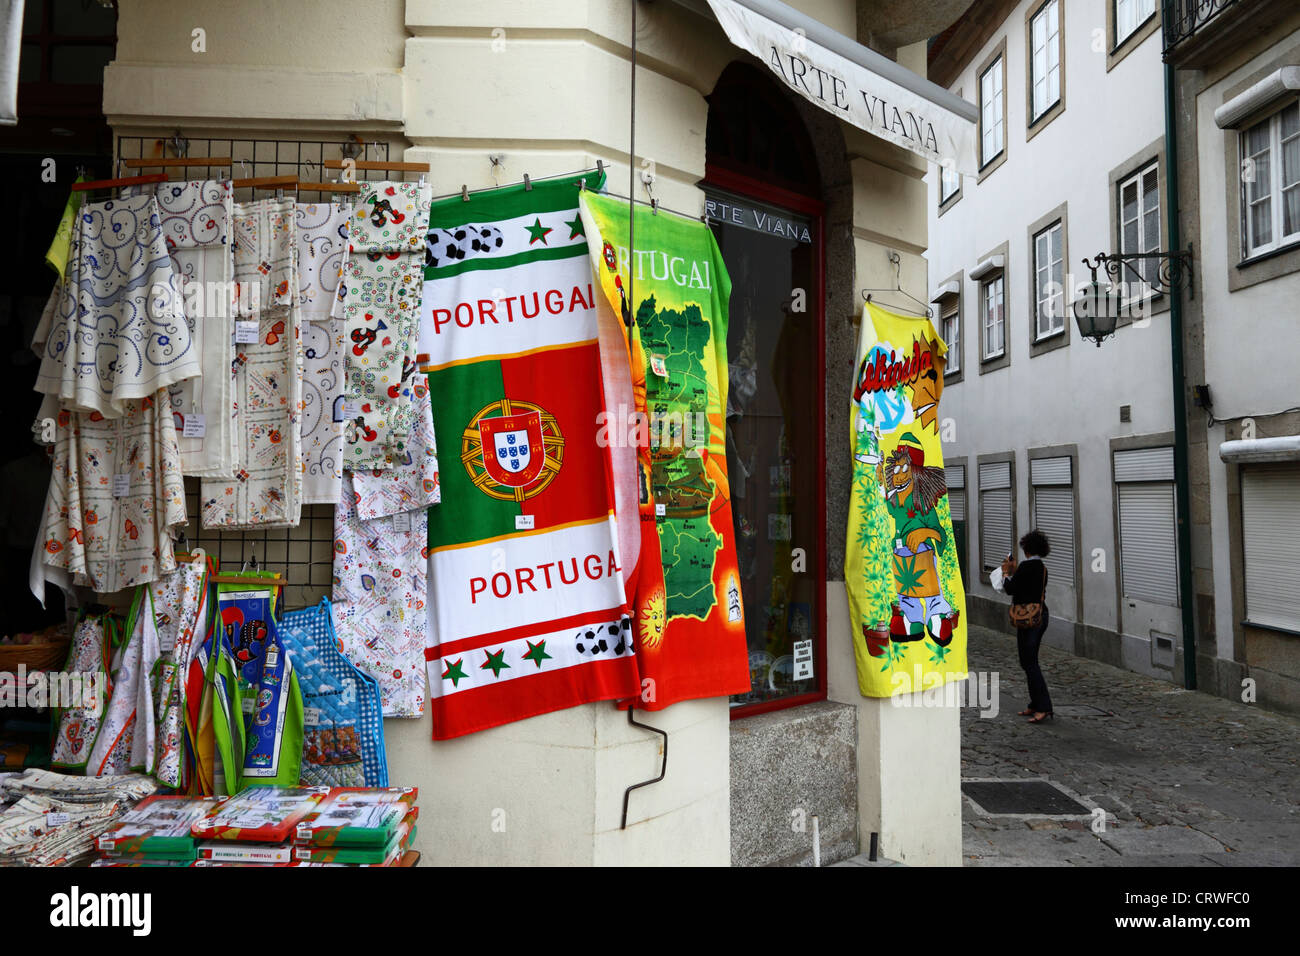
[1240,463,1300,632]
[979,55,1005,168]
[981,273,1005,359]
[1114,447,1179,607]
[979,460,1014,574]
[1029,0,1061,124]
[1030,456,1074,585]
[1033,220,1065,340]
[1240,100,1300,258]
[707,63,825,716]
[1114,0,1156,47]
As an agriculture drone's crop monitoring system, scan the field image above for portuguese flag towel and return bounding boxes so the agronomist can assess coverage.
[579,192,751,710]
[419,172,640,738]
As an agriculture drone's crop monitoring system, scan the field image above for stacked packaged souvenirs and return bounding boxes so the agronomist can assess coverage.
[190,785,326,865]
[291,786,418,866]
[93,794,221,866]
[0,769,158,866]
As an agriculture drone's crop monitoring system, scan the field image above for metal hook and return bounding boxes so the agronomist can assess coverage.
[523,173,532,191]
[461,184,470,202]
[168,129,189,159]
[650,198,659,215]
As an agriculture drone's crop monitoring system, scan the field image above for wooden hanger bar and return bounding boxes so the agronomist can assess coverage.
[231,175,298,189]
[323,160,430,173]
[71,173,167,193]
[121,157,233,169]
[297,181,362,193]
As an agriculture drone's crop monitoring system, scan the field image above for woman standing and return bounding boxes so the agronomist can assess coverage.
[994,530,1053,724]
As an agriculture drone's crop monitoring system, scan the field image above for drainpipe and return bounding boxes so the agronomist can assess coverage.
[1163,27,1198,691]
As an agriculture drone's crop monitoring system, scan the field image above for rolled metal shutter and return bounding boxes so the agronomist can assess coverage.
[979,462,1013,570]
[946,465,966,521]
[1113,446,1174,482]
[1030,456,1072,485]
[1032,486,1074,583]
[1116,483,1179,606]
[1241,464,1300,630]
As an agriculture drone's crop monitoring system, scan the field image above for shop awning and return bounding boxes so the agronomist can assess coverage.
[700,0,979,175]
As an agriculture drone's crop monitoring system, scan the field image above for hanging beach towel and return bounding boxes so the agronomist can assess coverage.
[280,598,387,787]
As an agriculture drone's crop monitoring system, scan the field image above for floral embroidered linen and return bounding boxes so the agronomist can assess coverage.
[40,390,187,593]
[296,202,351,504]
[200,198,303,529]
[332,380,439,717]
[338,181,432,470]
[87,588,160,776]
[33,193,198,418]
[130,180,236,477]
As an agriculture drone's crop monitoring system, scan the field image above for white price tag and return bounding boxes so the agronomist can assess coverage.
[391,511,412,533]
[342,401,360,420]
[655,503,666,517]
[650,354,668,377]
[112,473,131,497]
[46,812,70,827]
[182,414,207,438]
[515,514,535,531]
[304,707,322,727]
[234,320,259,344]
[793,639,814,680]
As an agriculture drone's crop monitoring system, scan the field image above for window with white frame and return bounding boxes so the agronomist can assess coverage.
[940,163,961,204]
[1119,161,1160,290]
[980,56,1004,167]
[941,296,960,373]
[1115,0,1156,46]
[1241,100,1300,258]
[981,273,1005,359]
[1030,0,1061,123]
[1114,447,1179,607]
[1033,220,1065,339]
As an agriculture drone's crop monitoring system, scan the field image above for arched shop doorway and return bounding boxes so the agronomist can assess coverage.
[705,62,827,717]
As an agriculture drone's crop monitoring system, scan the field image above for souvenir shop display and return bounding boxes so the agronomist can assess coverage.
[0,769,158,866]
[50,611,116,771]
[293,786,416,847]
[332,377,439,718]
[581,191,752,710]
[200,198,303,529]
[845,300,967,695]
[338,181,434,469]
[126,179,237,476]
[279,598,388,787]
[95,794,221,862]
[419,172,640,739]
[189,785,326,842]
[33,193,198,418]
[296,201,352,504]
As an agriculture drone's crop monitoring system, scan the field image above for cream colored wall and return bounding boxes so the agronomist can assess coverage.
[104,0,961,867]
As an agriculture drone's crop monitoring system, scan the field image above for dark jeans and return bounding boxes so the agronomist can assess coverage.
[1016,605,1053,714]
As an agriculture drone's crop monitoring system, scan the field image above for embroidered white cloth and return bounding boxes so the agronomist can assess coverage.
[200,199,303,529]
[33,193,198,418]
[39,390,187,594]
[87,589,161,776]
[296,202,351,504]
[332,380,439,717]
[130,180,236,477]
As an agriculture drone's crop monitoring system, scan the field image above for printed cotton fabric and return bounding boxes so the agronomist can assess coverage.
[844,301,967,696]
[40,390,187,593]
[296,202,351,504]
[149,556,210,788]
[134,180,236,476]
[332,381,439,717]
[50,615,111,771]
[87,589,161,776]
[338,182,432,470]
[200,199,303,529]
[33,193,198,418]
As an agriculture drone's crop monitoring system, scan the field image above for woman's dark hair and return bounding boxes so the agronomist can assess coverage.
[1020,529,1051,557]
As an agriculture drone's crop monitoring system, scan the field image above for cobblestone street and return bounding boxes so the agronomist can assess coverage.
[961,625,1300,867]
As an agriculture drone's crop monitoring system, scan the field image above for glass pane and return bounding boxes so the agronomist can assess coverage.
[19,43,40,82]
[1282,133,1300,189]
[1245,121,1270,159]
[1249,149,1271,203]
[52,0,116,36]
[1284,185,1300,238]
[1143,207,1159,255]
[50,44,112,84]
[1051,223,1062,262]
[1142,168,1159,210]
[1280,102,1299,139]
[709,192,820,707]
[1251,198,1273,248]
[22,0,42,35]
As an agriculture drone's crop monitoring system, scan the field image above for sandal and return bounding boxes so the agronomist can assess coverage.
[1017,709,1034,716]
[1027,712,1054,724]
